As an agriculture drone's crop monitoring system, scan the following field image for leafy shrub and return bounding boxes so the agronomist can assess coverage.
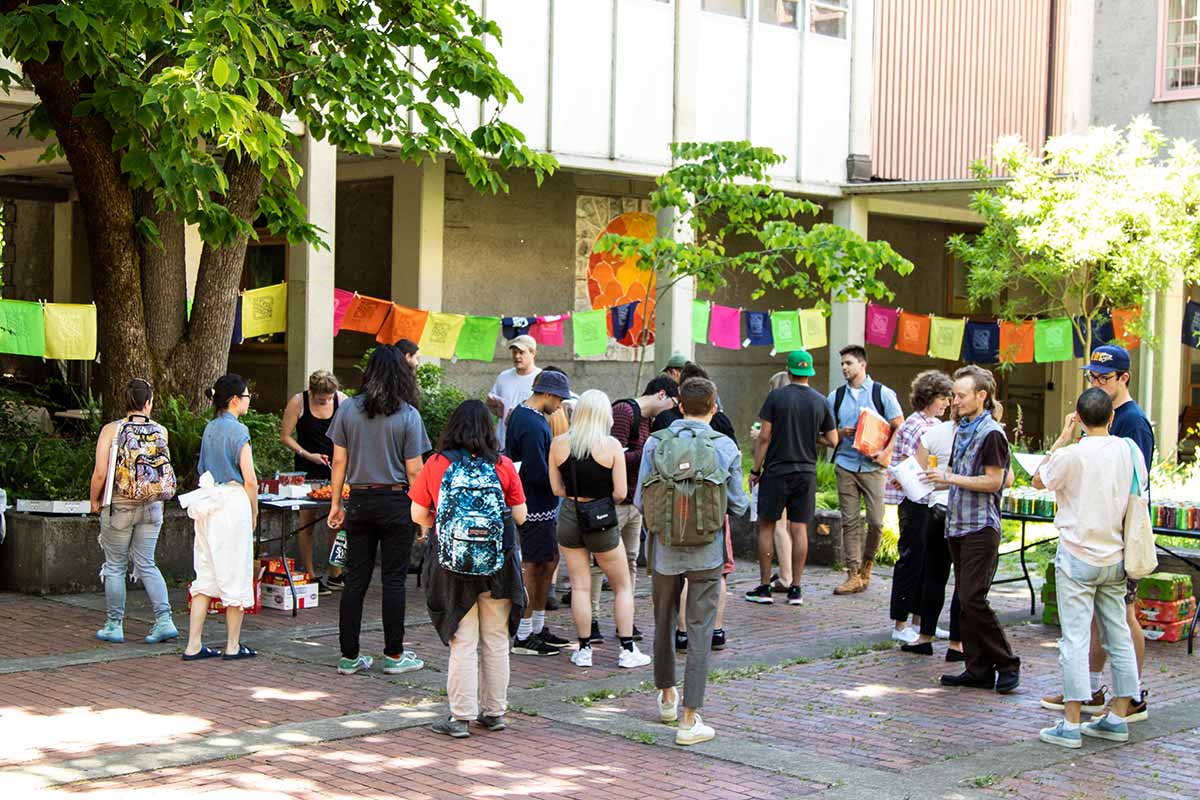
[417,363,468,446]
[242,410,294,476]
[158,397,293,481]
[0,384,94,500]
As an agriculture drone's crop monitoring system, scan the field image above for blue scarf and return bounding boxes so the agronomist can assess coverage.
[951,412,989,470]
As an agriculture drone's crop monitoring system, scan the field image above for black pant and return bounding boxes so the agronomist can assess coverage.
[339,489,415,659]
[918,508,961,640]
[949,529,1019,677]
[890,500,928,621]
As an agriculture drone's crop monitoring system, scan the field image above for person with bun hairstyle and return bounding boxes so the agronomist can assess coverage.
[182,374,259,661]
[88,379,178,645]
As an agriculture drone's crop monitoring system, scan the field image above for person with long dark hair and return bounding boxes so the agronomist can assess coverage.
[327,345,430,676]
[412,400,528,738]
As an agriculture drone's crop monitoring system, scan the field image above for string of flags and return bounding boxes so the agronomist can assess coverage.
[0,300,97,360]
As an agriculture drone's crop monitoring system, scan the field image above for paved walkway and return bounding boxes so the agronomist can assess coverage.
[0,561,1195,799]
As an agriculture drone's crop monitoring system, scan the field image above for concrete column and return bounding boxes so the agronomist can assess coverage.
[392,158,445,312]
[846,0,874,181]
[1152,278,1186,457]
[827,197,869,389]
[1061,0,1096,132]
[286,134,337,394]
[52,201,73,301]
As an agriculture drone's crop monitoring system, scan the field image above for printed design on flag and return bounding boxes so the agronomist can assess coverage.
[870,314,889,337]
[430,320,451,343]
[251,296,275,322]
[972,328,990,350]
[901,317,920,340]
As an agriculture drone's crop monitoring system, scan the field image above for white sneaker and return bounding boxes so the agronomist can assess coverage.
[657,690,678,723]
[571,646,593,668]
[617,643,651,669]
[935,627,951,640]
[675,713,715,746]
[891,626,920,645]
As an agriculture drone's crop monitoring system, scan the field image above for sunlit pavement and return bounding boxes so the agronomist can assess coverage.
[0,562,1195,799]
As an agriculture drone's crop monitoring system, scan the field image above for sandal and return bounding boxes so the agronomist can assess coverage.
[181,646,222,661]
[222,644,257,660]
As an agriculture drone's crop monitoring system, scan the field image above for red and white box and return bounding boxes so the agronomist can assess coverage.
[262,582,319,611]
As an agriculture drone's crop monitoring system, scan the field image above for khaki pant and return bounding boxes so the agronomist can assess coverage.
[835,466,886,572]
[652,567,721,710]
[447,592,511,720]
[592,504,642,615]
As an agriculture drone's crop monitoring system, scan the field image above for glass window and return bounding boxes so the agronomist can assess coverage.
[759,0,798,27]
[810,0,848,38]
[702,0,747,17]
[1162,0,1200,93]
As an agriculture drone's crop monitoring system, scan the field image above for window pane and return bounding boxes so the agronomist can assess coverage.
[1188,0,1199,20]
[1187,66,1200,88]
[1184,44,1197,65]
[1169,44,1182,67]
[810,4,847,37]
[760,0,798,26]
[702,0,747,16]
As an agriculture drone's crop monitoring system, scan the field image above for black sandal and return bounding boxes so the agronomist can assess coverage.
[181,646,222,661]
[222,644,257,660]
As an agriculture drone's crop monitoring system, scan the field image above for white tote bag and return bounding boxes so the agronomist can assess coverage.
[1122,439,1157,580]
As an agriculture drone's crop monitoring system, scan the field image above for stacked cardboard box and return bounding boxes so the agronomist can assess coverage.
[188,559,265,615]
[261,557,319,612]
[1137,573,1195,643]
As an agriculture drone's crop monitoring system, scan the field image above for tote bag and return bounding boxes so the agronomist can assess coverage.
[1122,439,1157,580]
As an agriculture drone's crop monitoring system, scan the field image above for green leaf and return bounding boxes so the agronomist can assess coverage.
[212,55,230,88]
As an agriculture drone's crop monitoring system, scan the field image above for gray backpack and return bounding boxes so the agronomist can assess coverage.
[640,428,729,548]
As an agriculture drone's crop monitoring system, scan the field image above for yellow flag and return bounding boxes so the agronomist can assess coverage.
[240,283,288,339]
[928,316,966,360]
[798,308,827,349]
[43,302,97,360]
[419,312,467,359]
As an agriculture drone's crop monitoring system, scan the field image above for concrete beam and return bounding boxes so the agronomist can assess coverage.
[846,0,874,181]
[828,197,869,388]
[286,134,337,394]
[866,196,982,226]
[52,201,72,302]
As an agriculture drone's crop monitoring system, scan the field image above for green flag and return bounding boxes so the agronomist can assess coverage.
[770,310,804,352]
[928,316,966,360]
[691,300,710,344]
[573,309,609,357]
[1034,317,1074,362]
[0,299,46,357]
[454,315,501,362]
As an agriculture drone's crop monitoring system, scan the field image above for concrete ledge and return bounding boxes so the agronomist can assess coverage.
[729,508,843,567]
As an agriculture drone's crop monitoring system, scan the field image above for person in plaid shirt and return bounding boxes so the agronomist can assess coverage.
[885,371,953,645]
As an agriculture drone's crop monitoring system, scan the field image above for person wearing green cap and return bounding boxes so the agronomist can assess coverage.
[662,352,688,383]
[747,350,838,607]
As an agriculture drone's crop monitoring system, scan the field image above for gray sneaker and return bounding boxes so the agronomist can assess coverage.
[476,713,507,731]
[1082,715,1129,742]
[432,717,470,738]
[1038,720,1081,749]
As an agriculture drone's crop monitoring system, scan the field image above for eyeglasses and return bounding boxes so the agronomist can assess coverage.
[239,393,252,399]
[1085,372,1117,385]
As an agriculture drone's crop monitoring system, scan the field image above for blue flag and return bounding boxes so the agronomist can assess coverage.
[502,315,533,340]
[961,321,1000,363]
[1072,315,1115,358]
[610,301,640,341]
[231,295,244,345]
[743,310,773,346]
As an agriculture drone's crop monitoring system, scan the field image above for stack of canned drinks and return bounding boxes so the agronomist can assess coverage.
[1151,500,1200,532]
[1001,487,1057,519]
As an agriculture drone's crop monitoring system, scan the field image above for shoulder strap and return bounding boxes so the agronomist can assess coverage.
[301,391,310,416]
[834,385,847,420]
[618,399,642,448]
[1125,438,1141,496]
[872,383,884,416]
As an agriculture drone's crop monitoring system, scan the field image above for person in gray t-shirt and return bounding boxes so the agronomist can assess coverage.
[327,345,431,676]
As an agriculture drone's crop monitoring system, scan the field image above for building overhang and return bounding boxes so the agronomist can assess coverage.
[841,178,995,225]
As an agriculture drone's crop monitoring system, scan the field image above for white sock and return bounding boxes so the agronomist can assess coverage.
[517,618,533,640]
[1089,672,1103,693]
[531,611,545,634]
[1105,711,1126,725]
[1062,720,1080,731]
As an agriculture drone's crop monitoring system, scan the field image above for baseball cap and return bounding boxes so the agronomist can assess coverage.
[508,334,537,353]
[532,370,572,399]
[663,352,688,370]
[787,349,816,377]
[1081,344,1130,375]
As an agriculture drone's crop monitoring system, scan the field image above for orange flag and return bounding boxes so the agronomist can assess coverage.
[376,305,429,345]
[894,312,931,356]
[340,294,392,335]
[998,320,1036,363]
[1111,308,1141,349]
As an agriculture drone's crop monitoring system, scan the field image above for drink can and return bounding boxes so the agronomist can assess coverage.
[928,454,938,469]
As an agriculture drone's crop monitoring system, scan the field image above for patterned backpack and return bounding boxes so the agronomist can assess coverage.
[435,451,507,576]
[113,417,177,503]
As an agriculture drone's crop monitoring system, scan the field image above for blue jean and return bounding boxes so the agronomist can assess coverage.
[1055,547,1139,703]
[100,503,171,622]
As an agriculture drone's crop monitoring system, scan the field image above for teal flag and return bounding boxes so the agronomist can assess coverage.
[454,316,501,361]
[770,310,804,352]
[691,300,710,344]
[573,309,609,357]
[0,299,46,357]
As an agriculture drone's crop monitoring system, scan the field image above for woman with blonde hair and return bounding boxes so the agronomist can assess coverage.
[549,390,651,669]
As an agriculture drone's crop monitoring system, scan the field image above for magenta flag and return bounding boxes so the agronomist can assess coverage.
[332,288,355,335]
[531,314,566,347]
[864,302,899,348]
[708,304,742,349]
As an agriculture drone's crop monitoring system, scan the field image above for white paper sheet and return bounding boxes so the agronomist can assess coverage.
[1012,452,1046,477]
[888,456,933,503]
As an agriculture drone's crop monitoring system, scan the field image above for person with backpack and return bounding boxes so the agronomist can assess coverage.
[410,400,528,739]
[635,377,749,746]
[88,379,178,645]
[548,390,652,670]
[826,345,904,595]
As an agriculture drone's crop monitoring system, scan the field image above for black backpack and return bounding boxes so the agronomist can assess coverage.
[833,383,885,422]
[612,398,643,448]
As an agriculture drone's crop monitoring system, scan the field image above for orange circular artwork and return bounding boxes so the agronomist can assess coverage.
[587,211,657,346]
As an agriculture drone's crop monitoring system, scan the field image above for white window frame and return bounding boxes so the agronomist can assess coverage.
[1156,0,1200,101]
[809,0,849,39]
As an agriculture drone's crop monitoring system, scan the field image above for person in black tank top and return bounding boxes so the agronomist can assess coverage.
[280,370,347,590]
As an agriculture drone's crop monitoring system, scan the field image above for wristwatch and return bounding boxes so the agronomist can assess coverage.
[750,467,762,476]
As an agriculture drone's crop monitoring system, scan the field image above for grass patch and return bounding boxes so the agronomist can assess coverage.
[829,641,892,660]
[510,705,539,717]
[527,679,549,690]
[969,774,998,788]
[622,731,657,745]
[568,679,656,707]
[708,656,811,685]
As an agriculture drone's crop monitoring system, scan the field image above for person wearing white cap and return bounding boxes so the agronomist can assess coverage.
[487,335,542,450]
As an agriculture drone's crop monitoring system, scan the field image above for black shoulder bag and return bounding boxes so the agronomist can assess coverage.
[569,453,618,533]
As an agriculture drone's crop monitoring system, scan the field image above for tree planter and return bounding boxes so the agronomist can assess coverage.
[727,508,843,568]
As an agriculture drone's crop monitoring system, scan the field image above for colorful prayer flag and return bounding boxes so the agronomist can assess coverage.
[340,294,392,335]
[502,315,533,340]
[998,320,1035,363]
[0,299,46,357]
[376,305,429,346]
[708,304,742,349]
[231,295,244,345]
[894,312,931,356]
[1035,317,1074,362]
[43,302,97,360]
[743,310,772,346]
[798,308,827,349]
[1111,308,1141,350]
[610,302,641,342]
[455,316,501,361]
[691,300,710,344]
[240,283,288,339]
[1072,315,1116,358]
[531,314,566,347]
[962,321,1000,363]
[419,312,466,359]
[928,316,966,361]
[770,310,804,353]
[864,303,899,348]
[573,308,609,357]
[332,288,355,335]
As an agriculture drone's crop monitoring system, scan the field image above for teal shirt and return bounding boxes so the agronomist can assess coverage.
[198,411,251,484]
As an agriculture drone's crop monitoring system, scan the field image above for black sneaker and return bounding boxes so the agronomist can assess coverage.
[940,670,995,689]
[512,636,560,656]
[744,584,774,604]
[711,628,726,651]
[631,625,644,642]
[995,669,1020,694]
[537,628,571,648]
[675,629,689,652]
[587,620,604,645]
[769,574,787,593]
[325,574,345,591]
[786,585,803,606]
[316,578,333,597]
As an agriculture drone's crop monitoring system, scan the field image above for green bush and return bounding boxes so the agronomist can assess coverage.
[242,409,294,476]
[417,363,468,447]
[158,397,293,481]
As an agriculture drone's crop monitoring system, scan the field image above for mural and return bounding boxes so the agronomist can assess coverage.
[585,210,657,346]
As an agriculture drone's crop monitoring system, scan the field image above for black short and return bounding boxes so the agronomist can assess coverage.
[518,518,559,564]
[757,471,816,526]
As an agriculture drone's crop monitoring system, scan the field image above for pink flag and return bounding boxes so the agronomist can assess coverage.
[708,304,742,349]
[332,288,355,335]
[864,303,899,348]
[531,314,566,347]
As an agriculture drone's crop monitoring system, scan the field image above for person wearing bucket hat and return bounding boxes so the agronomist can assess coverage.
[747,350,838,607]
[506,368,572,656]
[487,335,542,451]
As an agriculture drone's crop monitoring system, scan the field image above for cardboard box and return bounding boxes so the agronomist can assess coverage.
[262,582,319,611]
[264,571,311,586]
[188,580,262,615]
[1141,617,1195,643]
[16,499,91,515]
[852,408,892,458]
[264,557,296,574]
[1137,572,1193,602]
[1137,596,1197,623]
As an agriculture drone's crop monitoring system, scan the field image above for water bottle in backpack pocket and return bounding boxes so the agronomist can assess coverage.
[640,428,729,548]
[112,417,177,504]
[435,451,507,576]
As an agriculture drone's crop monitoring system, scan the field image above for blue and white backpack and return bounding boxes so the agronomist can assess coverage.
[435,451,507,576]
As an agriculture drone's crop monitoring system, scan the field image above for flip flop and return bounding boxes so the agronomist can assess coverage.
[181,646,222,661]
[222,644,257,661]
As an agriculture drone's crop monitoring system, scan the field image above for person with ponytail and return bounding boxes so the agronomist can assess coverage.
[88,379,178,645]
[180,374,259,661]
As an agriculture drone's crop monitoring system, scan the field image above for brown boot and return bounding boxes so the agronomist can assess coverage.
[857,559,874,589]
[833,570,863,595]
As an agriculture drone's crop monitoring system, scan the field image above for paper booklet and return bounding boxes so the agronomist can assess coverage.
[1012,452,1046,477]
[888,456,933,503]
[853,407,892,457]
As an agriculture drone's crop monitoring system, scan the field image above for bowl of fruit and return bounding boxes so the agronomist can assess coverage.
[308,484,349,501]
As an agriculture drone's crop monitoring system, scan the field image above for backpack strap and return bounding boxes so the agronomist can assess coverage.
[616,399,643,449]
[834,385,847,422]
[872,382,884,416]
